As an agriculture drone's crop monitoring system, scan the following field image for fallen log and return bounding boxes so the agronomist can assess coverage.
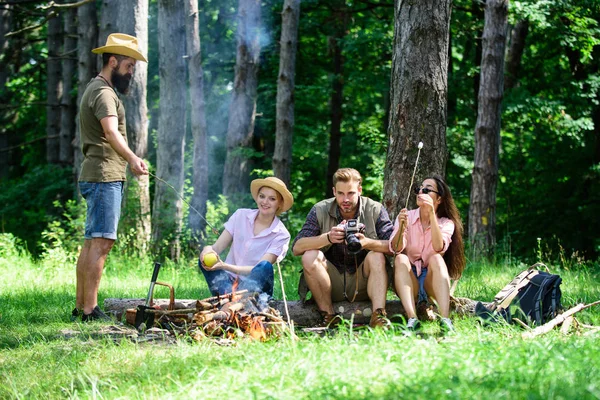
[104,296,487,326]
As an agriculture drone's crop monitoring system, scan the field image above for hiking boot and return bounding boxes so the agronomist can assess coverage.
[82,306,112,322]
[70,308,82,322]
[406,317,421,331]
[369,308,390,329]
[439,317,456,334]
[318,310,342,328]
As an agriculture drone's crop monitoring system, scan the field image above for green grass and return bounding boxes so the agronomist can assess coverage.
[1,248,600,399]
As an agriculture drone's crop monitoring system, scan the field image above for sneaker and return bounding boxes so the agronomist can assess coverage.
[317,310,342,328]
[369,308,391,329]
[406,317,421,331]
[70,308,82,322]
[439,317,455,334]
[82,306,112,322]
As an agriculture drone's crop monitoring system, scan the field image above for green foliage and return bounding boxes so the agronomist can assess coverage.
[39,199,86,266]
[0,165,75,256]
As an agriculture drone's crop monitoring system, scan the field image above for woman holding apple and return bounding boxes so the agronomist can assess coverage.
[199,177,294,297]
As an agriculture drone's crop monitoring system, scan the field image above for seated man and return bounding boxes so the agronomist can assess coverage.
[292,168,394,328]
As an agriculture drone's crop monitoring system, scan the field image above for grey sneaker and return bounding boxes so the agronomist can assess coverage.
[82,306,112,322]
[406,317,421,331]
[440,317,455,334]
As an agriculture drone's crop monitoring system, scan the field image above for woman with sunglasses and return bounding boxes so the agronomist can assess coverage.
[389,175,465,333]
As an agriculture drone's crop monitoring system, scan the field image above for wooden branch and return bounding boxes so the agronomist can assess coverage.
[0,134,59,153]
[41,0,94,10]
[5,10,56,38]
[522,300,600,339]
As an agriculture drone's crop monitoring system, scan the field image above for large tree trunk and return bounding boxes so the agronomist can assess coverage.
[504,20,529,91]
[272,0,301,187]
[111,0,152,253]
[222,0,262,197]
[184,0,209,244]
[325,5,347,198]
[469,0,509,260]
[73,1,97,186]
[152,0,187,260]
[46,9,63,164]
[59,8,77,166]
[0,5,12,180]
[383,0,452,218]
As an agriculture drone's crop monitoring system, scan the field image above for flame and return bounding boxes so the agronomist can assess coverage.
[248,317,267,341]
[231,277,239,294]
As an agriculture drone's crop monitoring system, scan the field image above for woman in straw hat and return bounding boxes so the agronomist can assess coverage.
[199,177,294,297]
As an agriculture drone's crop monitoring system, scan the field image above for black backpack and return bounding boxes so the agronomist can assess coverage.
[476,263,562,326]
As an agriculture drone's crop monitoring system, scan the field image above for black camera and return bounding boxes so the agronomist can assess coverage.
[343,219,365,255]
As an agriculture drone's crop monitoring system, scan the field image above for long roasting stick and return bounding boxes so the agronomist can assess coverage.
[394,141,424,252]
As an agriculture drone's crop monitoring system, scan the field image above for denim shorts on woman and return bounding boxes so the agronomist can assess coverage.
[79,181,124,240]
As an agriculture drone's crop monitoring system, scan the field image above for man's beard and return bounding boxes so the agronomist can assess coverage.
[111,67,132,95]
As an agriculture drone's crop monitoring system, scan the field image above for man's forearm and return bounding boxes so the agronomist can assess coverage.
[292,234,329,256]
[364,238,393,255]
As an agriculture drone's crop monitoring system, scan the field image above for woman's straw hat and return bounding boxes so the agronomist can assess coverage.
[92,33,147,62]
[250,177,294,215]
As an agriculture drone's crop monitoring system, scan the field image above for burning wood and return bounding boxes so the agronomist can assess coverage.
[145,289,285,342]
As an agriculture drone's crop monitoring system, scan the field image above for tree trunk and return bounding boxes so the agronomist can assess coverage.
[272,0,300,187]
[184,0,209,244]
[111,0,152,253]
[152,0,187,260]
[0,5,12,179]
[469,0,509,260]
[325,6,347,198]
[472,0,484,112]
[104,297,486,326]
[222,0,262,197]
[383,0,452,218]
[74,1,97,187]
[46,9,63,164]
[59,8,77,166]
[504,20,529,90]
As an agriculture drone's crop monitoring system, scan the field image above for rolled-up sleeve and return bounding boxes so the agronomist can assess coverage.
[438,219,455,253]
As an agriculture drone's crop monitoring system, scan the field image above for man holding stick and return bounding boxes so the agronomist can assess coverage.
[292,168,394,328]
[73,33,148,322]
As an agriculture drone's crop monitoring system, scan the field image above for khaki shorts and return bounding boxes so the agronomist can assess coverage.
[326,260,370,302]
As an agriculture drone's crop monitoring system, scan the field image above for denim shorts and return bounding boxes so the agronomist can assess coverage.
[79,181,124,240]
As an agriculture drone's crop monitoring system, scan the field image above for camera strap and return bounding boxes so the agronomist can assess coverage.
[342,251,359,303]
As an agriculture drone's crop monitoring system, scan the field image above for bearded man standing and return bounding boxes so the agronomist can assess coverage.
[292,168,394,328]
[73,33,148,322]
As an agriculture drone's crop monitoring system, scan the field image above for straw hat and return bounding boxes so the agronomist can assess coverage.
[250,177,294,215]
[92,33,147,62]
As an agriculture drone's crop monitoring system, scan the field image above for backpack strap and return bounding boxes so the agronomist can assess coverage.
[494,269,540,310]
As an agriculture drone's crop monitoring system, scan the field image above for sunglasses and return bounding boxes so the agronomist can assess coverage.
[414,186,440,195]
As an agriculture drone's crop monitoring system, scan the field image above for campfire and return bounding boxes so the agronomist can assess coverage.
[127,289,287,342]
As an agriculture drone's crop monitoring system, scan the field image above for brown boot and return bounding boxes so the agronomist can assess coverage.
[369,308,390,329]
[318,310,342,328]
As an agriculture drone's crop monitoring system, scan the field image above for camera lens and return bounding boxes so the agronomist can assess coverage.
[346,233,362,254]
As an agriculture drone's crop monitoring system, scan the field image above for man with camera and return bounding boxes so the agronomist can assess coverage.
[292,168,394,328]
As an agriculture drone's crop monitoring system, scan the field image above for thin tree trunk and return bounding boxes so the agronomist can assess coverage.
[59,8,76,166]
[46,9,63,164]
[152,0,187,260]
[383,0,452,218]
[504,20,529,90]
[325,6,347,198]
[222,0,262,197]
[184,0,209,244]
[473,0,484,113]
[469,0,509,259]
[74,1,97,187]
[0,5,12,179]
[112,0,152,253]
[273,0,300,187]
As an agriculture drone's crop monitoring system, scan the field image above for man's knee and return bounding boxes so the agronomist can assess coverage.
[91,238,115,255]
[301,250,325,272]
[365,251,386,272]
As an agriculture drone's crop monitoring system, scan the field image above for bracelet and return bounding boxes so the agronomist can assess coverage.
[327,233,333,244]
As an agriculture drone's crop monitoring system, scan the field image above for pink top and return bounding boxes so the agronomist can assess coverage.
[388,209,454,276]
[223,209,291,267]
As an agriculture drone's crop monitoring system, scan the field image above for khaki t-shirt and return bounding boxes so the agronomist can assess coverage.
[78,77,128,182]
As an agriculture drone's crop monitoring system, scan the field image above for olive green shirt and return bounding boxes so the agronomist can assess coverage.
[78,77,128,182]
